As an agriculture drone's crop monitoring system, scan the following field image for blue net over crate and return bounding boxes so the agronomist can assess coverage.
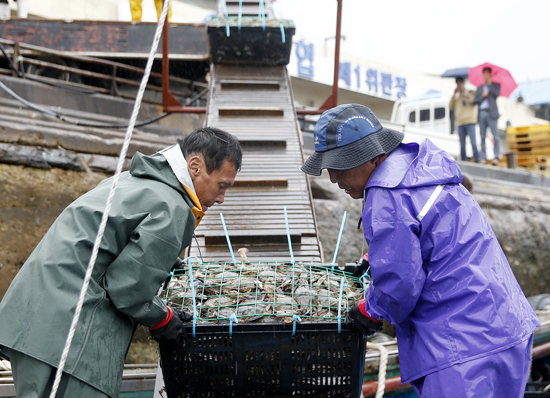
[158,210,368,398]
[163,261,366,331]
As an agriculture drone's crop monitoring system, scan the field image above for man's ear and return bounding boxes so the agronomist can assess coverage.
[371,154,388,167]
[370,155,382,167]
[187,155,203,178]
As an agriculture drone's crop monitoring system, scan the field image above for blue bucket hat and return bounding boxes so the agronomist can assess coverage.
[301,104,404,176]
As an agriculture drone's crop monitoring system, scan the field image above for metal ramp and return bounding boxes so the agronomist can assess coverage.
[188,64,323,263]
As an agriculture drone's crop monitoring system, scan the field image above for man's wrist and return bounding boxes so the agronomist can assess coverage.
[151,306,173,330]
[357,300,382,323]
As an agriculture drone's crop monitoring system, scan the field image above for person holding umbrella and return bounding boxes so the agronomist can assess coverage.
[449,77,479,163]
[473,67,501,164]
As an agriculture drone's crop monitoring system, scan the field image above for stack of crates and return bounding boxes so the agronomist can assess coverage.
[507,124,550,171]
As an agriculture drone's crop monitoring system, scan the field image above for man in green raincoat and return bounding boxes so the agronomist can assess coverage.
[0,127,242,398]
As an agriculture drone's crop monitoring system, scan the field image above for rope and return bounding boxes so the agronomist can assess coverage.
[283,206,295,264]
[259,0,266,30]
[331,210,347,272]
[238,0,242,31]
[220,212,237,265]
[222,0,230,36]
[229,313,238,336]
[368,342,388,398]
[292,315,301,336]
[184,256,203,338]
[48,0,171,396]
[337,276,345,333]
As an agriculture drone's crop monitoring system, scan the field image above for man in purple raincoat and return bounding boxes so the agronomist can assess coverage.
[301,103,540,397]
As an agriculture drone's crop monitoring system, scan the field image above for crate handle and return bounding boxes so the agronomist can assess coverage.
[292,315,302,336]
[229,313,238,336]
[182,256,202,337]
[331,211,347,272]
[337,276,345,333]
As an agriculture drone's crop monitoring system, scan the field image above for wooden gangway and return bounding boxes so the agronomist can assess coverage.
[188,64,323,263]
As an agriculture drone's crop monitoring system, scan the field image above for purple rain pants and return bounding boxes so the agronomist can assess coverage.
[410,334,533,398]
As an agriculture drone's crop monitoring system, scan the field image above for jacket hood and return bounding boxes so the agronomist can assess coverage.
[130,148,205,227]
[129,151,187,195]
[365,139,463,190]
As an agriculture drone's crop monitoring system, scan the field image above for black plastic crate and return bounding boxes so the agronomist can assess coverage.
[159,322,366,398]
[207,26,295,66]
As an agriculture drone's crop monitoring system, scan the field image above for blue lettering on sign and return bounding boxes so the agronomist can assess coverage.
[366,69,378,93]
[354,65,361,89]
[339,62,351,86]
[296,41,314,78]
[381,73,392,96]
[396,77,407,98]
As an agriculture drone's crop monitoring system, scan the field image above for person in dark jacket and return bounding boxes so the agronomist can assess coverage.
[473,67,501,165]
[0,127,242,398]
[302,104,539,398]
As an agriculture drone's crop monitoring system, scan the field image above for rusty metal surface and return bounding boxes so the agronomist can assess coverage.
[0,19,208,59]
[189,64,322,263]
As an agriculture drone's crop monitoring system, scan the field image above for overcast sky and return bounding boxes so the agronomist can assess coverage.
[274,0,549,83]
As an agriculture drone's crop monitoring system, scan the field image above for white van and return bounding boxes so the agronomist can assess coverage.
[390,94,495,161]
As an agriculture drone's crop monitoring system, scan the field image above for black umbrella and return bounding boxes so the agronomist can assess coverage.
[441,67,470,79]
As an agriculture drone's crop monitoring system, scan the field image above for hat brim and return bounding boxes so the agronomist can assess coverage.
[301,127,405,176]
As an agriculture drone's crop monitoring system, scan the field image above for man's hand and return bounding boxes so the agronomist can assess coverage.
[483,90,489,98]
[346,299,383,336]
[149,307,193,342]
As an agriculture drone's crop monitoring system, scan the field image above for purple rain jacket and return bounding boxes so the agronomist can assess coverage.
[361,139,540,384]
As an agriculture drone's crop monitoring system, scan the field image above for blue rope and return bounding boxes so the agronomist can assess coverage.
[238,0,242,31]
[222,0,228,16]
[283,207,295,264]
[229,313,238,336]
[292,315,301,336]
[331,211,347,272]
[182,256,203,338]
[337,276,345,333]
[220,213,237,265]
[222,0,230,37]
[259,0,266,31]
[280,24,285,43]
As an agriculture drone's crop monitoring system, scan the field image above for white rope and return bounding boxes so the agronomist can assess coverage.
[367,342,388,398]
[48,1,171,396]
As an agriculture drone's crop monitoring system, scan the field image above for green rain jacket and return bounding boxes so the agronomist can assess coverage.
[0,147,200,397]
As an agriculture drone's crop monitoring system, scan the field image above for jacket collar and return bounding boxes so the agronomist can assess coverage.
[159,145,205,228]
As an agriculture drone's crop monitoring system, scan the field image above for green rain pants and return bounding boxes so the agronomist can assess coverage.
[10,350,109,398]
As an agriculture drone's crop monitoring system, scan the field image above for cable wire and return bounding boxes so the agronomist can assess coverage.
[0,79,170,128]
[48,0,171,396]
[0,41,22,78]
